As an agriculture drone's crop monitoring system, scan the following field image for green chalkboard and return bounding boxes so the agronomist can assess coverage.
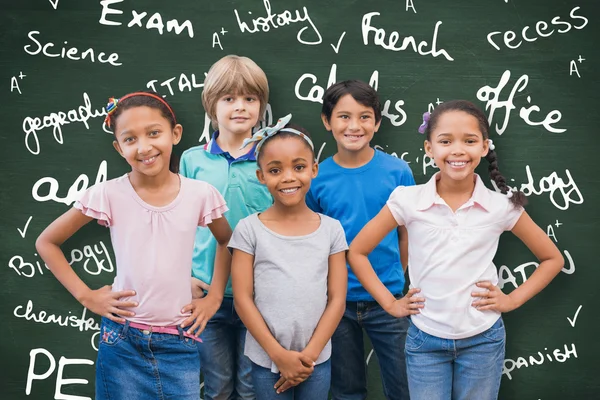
[1,0,598,399]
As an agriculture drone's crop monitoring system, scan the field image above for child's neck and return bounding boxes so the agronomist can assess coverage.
[128,169,180,207]
[260,201,319,236]
[333,146,375,168]
[436,174,476,212]
[216,129,252,159]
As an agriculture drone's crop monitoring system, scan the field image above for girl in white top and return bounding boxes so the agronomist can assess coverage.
[348,100,564,400]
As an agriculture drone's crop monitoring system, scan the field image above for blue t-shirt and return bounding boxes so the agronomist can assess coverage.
[307,149,415,301]
[180,131,273,297]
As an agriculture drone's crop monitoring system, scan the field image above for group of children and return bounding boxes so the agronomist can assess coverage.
[36,55,565,400]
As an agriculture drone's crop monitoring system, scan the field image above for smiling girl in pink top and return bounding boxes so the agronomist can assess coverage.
[35,91,232,400]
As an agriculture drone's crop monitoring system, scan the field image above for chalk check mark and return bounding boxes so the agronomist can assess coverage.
[331,32,346,54]
[567,305,582,327]
[49,0,59,10]
[18,216,33,238]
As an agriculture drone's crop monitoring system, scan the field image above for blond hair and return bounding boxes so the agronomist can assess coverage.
[202,55,269,129]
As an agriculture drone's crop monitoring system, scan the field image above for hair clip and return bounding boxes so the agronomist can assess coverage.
[488,139,496,151]
[104,97,119,126]
[506,190,514,199]
[418,112,430,134]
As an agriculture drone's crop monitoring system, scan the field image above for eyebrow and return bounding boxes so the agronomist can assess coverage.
[120,123,163,136]
[265,157,308,166]
[436,132,480,138]
[335,110,374,115]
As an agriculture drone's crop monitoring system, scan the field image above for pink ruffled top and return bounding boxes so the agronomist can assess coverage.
[74,174,228,326]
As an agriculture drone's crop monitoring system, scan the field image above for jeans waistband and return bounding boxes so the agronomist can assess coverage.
[120,320,203,343]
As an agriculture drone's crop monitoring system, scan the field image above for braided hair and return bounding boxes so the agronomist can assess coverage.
[424,100,527,207]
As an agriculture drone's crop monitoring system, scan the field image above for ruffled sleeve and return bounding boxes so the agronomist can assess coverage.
[73,182,112,227]
[199,184,229,227]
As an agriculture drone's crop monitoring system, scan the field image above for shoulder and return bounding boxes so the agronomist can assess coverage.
[318,213,344,231]
[181,176,222,197]
[389,183,424,202]
[375,150,412,172]
[181,144,208,158]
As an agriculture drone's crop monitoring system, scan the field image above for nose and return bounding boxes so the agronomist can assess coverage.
[281,167,296,182]
[234,97,246,111]
[348,117,360,131]
[137,139,152,155]
[450,143,465,155]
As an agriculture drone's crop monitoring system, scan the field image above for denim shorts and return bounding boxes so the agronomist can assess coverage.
[95,317,200,400]
[405,317,506,400]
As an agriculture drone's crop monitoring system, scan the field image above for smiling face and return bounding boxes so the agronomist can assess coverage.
[322,94,381,156]
[424,110,489,183]
[112,106,182,178]
[257,135,317,209]
[214,93,261,139]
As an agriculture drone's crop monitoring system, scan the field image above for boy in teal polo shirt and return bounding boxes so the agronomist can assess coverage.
[180,55,271,400]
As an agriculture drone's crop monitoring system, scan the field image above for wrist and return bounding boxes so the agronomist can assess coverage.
[75,287,93,306]
[269,346,287,364]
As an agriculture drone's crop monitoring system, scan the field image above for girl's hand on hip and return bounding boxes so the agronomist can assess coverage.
[472,281,517,313]
[180,295,222,336]
[80,285,137,323]
[273,350,314,391]
[385,288,425,318]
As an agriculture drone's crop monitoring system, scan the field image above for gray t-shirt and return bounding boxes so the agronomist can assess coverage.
[229,212,348,372]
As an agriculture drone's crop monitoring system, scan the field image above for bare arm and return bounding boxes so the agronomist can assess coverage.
[35,208,136,322]
[473,211,564,312]
[302,251,347,361]
[398,226,409,273]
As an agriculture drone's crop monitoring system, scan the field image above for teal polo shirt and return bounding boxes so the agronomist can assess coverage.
[180,132,272,297]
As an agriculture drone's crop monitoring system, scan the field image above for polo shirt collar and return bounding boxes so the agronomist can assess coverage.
[205,131,257,161]
[416,172,493,212]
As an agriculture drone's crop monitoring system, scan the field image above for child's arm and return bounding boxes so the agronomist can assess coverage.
[36,208,137,323]
[398,226,409,272]
[348,206,424,317]
[181,216,232,335]
[472,211,564,312]
[232,249,314,386]
[276,250,348,394]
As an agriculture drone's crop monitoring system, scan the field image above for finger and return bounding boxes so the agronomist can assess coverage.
[193,319,208,337]
[471,290,489,298]
[114,300,138,308]
[111,307,136,318]
[181,303,194,314]
[180,315,196,328]
[113,290,137,298]
[186,316,204,335]
[106,312,126,324]
[274,376,286,389]
[299,354,316,368]
[476,305,497,311]
[410,297,426,304]
[476,281,493,289]
[406,288,421,296]
[409,302,425,309]
[277,381,293,393]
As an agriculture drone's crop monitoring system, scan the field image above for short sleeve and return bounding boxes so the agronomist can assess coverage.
[228,218,256,255]
[503,202,525,231]
[306,186,322,213]
[329,219,349,255]
[198,184,228,227]
[386,186,408,226]
[73,183,111,227]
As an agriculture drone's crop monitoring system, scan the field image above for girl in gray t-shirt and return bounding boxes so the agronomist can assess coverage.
[230,116,348,400]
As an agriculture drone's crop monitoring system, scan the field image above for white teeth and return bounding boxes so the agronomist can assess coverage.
[281,188,299,194]
[142,156,156,165]
[449,161,467,166]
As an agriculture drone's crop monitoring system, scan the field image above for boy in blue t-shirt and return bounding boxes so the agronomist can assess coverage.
[307,80,414,400]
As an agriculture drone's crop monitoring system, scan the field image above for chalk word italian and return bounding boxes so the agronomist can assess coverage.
[362,12,453,61]
[503,343,577,380]
[24,31,121,66]
[488,6,588,51]
[22,93,106,155]
[9,240,113,278]
[147,72,205,97]
[498,249,574,290]
[477,70,565,135]
[234,0,322,45]
[295,64,407,127]
[99,0,194,38]
[14,300,100,350]
[32,160,107,206]
[26,348,94,400]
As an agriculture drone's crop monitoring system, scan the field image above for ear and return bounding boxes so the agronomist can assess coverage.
[172,124,183,145]
[424,140,433,158]
[321,114,332,131]
[374,118,382,133]
[311,161,319,179]
[256,168,266,184]
[113,140,125,158]
[482,138,490,157]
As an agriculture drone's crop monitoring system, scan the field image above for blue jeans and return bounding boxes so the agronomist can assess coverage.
[96,317,200,400]
[331,296,409,400]
[251,359,331,400]
[405,317,506,400]
[198,297,254,400]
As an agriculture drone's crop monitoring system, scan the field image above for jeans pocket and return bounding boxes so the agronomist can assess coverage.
[405,321,428,351]
[481,317,505,342]
[99,318,125,346]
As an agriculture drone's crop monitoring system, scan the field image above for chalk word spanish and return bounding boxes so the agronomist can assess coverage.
[234,0,322,45]
[24,31,121,66]
[362,12,453,61]
[503,343,577,380]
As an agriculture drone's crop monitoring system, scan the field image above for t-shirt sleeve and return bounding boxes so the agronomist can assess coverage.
[199,184,229,227]
[228,218,256,255]
[329,219,349,255]
[306,186,322,213]
[73,183,111,227]
[504,202,525,231]
[179,152,191,178]
[386,186,408,226]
